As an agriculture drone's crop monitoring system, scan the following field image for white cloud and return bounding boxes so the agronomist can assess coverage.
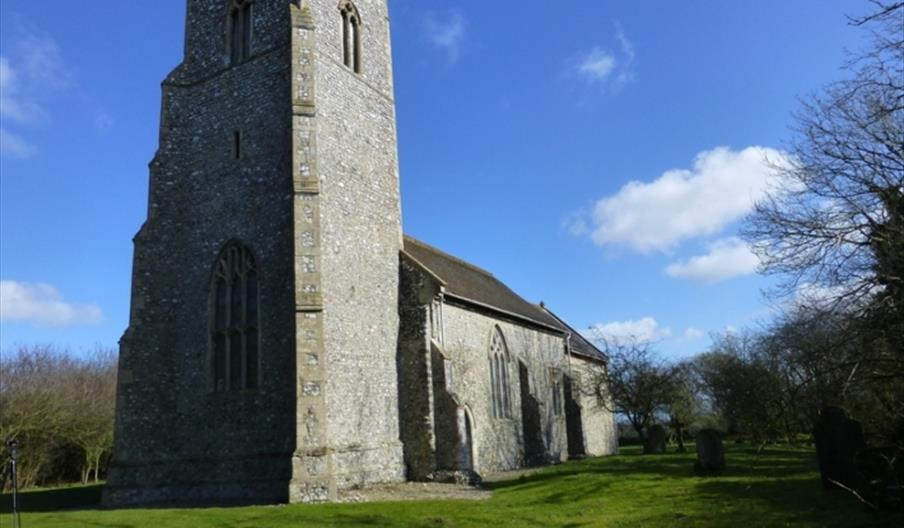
[790,282,868,312]
[613,24,635,86]
[0,128,37,158]
[586,146,791,253]
[578,47,617,82]
[0,280,103,327]
[0,56,47,124]
[683,327,704,340]
[665,237,759,283]
[424,10,466,65]
[562,208,590,236]
[0,27,68,160]
[94,112,114,134]
[15,31,69,89]
[573,25,635,89]
[588,317,671,345]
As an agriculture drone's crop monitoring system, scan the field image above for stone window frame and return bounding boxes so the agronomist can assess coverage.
[226,0,254,65]
[488,326,513,419]
[338,0,362,74]
[210,239,260,392]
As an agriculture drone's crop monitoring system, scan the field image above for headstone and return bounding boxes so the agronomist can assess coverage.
[644,424,667,454]
[854,447,903,511]
[694,429,725,476]
[813,406,866,490]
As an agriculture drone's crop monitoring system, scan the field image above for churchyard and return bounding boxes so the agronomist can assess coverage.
[2,443,900,527]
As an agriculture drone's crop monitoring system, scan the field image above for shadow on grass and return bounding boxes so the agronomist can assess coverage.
[694,478,903,527]
[0,484,103,513]
[483,445,820,507]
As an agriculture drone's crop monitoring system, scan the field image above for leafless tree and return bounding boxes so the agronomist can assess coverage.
[742,1,904,449]
[742,1,903,322]
[586,337,677,442]
[0,345,117,489]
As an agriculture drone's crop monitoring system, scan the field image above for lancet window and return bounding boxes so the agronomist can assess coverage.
[228,0,253,65]
[339,1,362,73]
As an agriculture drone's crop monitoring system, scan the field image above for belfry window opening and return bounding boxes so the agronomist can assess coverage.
[339,1,362,73]
[229,0,253,65]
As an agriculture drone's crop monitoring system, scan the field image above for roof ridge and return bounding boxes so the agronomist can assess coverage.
[403,235,496,278]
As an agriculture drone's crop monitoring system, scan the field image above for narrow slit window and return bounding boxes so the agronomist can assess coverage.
[233,131,241,159]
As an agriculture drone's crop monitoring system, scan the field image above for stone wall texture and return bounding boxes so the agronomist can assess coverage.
[568,357,619,457]
[105,0,403,506]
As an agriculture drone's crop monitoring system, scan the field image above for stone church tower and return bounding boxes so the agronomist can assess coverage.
[104,0,404,505]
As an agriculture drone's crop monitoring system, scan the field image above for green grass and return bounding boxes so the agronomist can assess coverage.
[1,444,901,527]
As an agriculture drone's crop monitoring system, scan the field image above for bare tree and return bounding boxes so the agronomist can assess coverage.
[0,345,118,489]
[586,338,676,442]
[742,1,903,322]
[741,1,904,449]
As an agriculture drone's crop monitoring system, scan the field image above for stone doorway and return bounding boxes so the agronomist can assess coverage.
[456,407,474,472]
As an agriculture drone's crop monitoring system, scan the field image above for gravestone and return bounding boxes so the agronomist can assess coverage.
[813,406,866,490]
[644,425,667,454]
[855,446,904,511]
[694,429,725,476]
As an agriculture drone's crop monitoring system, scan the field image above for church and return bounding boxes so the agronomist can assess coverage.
[103,0,617,506]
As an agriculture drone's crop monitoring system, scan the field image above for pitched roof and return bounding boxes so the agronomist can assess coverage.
[402,236,563,332]
[538,305,608,363]
[401,236,608,366]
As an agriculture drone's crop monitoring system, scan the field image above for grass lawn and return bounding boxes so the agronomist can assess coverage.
[1,444,901,527]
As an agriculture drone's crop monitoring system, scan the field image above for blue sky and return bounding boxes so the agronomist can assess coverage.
[0,1,870,358]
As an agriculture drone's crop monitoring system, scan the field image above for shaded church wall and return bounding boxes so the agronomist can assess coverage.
[431,345,463,472]
[568,357,619,456]
[105,1,297,507]
[396,258,437,480]
[439,303,568,473]
[519,362,546,466]
[564,375,586,458]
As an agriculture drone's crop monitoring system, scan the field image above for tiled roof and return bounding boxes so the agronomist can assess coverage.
[402,236,608,364]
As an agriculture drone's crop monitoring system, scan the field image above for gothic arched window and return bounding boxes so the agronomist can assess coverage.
[489,327,512,419]
[339,1,362,73]
[211,241,259,392]
[228,0,253,65]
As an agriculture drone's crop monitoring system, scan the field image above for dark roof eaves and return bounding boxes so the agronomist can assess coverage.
[539,305,609,362]
[400,249,447,287]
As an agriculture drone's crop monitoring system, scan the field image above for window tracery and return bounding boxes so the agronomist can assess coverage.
[489,327,512,419]
[211,240,259,392]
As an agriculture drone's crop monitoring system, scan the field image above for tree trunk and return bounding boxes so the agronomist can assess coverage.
[93,452,102,483]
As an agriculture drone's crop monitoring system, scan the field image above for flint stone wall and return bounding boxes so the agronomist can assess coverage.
[105,1,296,506]
[437,302,569,474]
[567,357,619,457]
[307,0,405,491]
